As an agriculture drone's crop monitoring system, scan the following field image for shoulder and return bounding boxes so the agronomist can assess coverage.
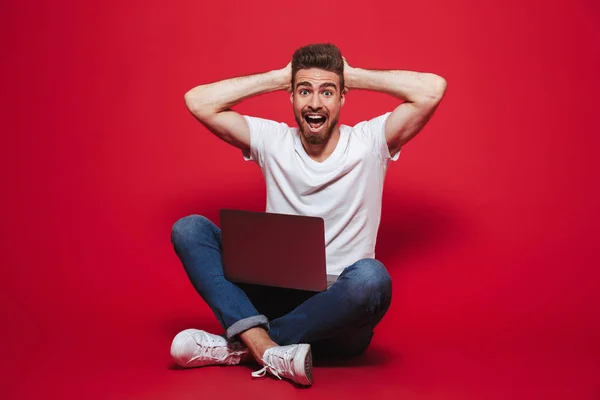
[243,116,296,159]
[349,113,392,136]
[345,113,396,162]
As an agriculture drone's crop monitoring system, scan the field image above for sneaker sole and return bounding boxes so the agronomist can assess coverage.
[292,344,313,386]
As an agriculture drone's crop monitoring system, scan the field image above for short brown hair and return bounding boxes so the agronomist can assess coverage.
[291,43,344,92]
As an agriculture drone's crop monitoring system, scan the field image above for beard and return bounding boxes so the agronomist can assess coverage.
[294,108,339,145]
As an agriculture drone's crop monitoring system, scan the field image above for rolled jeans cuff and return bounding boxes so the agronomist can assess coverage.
[226,315,270,340]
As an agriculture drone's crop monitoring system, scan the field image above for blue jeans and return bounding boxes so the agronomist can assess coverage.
[171,215,392,358]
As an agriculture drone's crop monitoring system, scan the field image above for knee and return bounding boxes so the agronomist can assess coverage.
[171,215,217,247]
[349,259,392,294]
[343,259,392,311]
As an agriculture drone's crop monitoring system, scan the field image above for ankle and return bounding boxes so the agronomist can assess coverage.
[258,344,278,363]
[248,342,277,364]
[238,327,278,364]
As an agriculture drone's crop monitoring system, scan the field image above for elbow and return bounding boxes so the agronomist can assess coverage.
[430,75,447,102]
[415,75,447,106]
[184,90,200,113]
[184,89,211,118]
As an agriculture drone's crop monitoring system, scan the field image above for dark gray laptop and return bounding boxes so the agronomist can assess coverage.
[220,209,336,292]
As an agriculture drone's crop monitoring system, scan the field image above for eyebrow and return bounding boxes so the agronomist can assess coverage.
[295,81,338,90]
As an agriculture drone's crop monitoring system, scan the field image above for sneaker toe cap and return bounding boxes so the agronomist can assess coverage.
[170,329,202,366]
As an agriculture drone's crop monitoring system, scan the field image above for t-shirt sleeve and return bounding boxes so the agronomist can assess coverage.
[353,112,400,163]
[241,115,285,166]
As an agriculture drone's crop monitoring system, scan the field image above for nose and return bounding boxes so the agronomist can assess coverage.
[308,93,323,110]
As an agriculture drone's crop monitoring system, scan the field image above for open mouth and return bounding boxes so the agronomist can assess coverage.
[304,113,327,133]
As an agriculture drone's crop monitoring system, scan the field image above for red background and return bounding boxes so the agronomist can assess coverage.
[2,0,599,398]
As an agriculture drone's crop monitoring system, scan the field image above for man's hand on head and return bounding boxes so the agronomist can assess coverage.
[342,57,355,93]
[282,62,292,93]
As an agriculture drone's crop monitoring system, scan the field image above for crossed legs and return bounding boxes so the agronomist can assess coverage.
[170,215,392,384]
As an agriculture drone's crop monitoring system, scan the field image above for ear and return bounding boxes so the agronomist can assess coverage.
[340,92,345,107]
[290,91,294,104]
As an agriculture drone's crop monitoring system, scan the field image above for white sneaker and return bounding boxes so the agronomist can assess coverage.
[251,344,313,386]
[170,329,248,367]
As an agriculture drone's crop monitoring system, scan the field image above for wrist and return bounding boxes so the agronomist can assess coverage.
[345,67,363,90]
[271,68,291,91]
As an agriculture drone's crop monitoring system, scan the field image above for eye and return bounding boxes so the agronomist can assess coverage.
[323,90,333,96]
[299,89,309,95]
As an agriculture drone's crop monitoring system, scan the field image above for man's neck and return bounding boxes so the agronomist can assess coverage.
[300,126,341,163]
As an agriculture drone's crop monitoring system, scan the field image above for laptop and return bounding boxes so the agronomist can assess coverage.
[220,209,337,292]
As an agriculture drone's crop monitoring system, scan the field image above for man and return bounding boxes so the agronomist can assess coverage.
[170,44,446,386]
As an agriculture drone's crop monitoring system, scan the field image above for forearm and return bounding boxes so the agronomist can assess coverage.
[346,67,446,105]
[184,69,289,116]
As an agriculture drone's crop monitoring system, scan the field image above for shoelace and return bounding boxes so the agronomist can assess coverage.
[189,336,246,364]
[251,347,295,380]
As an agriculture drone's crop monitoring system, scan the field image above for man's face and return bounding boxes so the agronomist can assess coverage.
[291,68,345,145]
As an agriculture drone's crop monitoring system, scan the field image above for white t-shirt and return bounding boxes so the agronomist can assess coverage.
[242,113,399,276]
